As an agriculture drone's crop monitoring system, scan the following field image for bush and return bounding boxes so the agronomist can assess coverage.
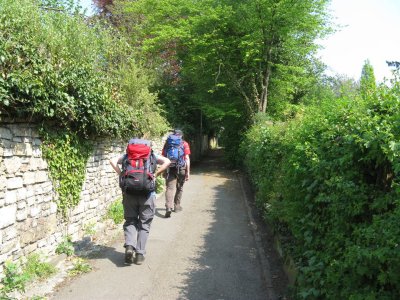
[0,0,168,138]
[0,261,29,296]
[106,199,124,225]
[156,175,165,194]
[55,236,75,256]
[23,254,57,281]
[241,79,400,298]
[0,254,56,298]
[68,258,92,276]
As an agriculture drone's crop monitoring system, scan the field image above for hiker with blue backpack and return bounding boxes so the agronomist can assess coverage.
[109,138,170,265]
[162,129,191,218]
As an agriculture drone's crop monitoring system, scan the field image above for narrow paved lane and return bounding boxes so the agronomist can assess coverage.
[50,151,275,300]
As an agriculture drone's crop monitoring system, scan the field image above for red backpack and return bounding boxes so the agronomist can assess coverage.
[119,139,157,195]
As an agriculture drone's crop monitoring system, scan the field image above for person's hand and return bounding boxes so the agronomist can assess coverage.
[185,172,190,181]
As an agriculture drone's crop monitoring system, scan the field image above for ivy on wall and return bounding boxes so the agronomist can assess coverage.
[40,128,92,219]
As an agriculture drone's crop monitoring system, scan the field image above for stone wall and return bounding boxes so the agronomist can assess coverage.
[0,123,207,277]
[0,123,168,277]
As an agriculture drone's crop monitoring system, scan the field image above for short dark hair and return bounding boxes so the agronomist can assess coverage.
[174,129,183,136]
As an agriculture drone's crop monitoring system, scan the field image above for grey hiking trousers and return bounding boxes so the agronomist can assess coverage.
[122,192,156,255]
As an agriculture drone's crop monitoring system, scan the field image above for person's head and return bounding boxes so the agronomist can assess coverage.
[174,129,183,137]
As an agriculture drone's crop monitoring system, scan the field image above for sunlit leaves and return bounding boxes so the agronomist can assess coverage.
[0,0,168,138]
[241,79,400,298]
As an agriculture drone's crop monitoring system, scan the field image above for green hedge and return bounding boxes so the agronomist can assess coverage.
[0,0,168,138]
[241,78,400,299]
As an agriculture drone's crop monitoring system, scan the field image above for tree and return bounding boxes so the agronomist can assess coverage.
[233,0,330,113]
[96,0,331,163]
[115,0,330,118]
[93,0,114,15]
[360,59,376,100]
[168,0,331,115]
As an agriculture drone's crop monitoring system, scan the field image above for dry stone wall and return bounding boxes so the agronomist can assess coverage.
[0,123,165,277]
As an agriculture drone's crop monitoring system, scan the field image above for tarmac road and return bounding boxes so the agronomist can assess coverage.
[50,150,277,300]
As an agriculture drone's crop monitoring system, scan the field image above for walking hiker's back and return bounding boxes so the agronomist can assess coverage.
[162,129,191,217]
[165,134,186,169]
[110,138,170,265]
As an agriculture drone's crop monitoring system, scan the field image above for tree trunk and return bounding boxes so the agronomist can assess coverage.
[260,63,271,113]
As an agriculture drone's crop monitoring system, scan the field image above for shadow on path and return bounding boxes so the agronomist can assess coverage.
[62,149,289,299]
[174,149,289,299]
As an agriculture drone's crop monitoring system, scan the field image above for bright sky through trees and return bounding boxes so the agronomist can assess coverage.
[79,0,400,83]
[79,0,95,15]
[318,0,400,82]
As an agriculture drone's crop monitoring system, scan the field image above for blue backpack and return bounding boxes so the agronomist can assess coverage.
[165,134,186,168]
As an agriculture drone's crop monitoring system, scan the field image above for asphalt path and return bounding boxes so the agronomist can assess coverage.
[50,151,276,300]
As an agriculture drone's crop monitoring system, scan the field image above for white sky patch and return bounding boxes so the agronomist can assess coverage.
[78,0,95,16]
[318,0,400,82]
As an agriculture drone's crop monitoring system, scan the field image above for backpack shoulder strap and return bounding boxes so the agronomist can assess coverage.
[149,150,157,172]
[121,154,128,169]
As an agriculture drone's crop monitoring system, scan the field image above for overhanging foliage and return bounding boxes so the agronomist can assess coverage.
[0,0,168,138]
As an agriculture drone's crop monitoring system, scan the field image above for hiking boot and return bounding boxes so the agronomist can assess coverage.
[125,245,134,264]
[135,253,145,265]
[165,208,172,218]
[174,205,183,212]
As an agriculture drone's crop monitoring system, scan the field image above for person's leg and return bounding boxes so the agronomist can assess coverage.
[122,193,139,263]
[174,168,186,211]
[135,193,156,264]
[165,169,177,216]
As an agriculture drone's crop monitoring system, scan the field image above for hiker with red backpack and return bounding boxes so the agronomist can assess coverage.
[109,138,170,265]
[162,129,191,218]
